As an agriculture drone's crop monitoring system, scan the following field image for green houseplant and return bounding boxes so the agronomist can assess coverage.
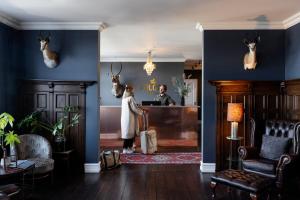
[172,73,192,106]
[0,112,20,168]
[18,106,80,151]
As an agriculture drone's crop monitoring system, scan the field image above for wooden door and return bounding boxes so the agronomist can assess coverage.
[20,80,94,173]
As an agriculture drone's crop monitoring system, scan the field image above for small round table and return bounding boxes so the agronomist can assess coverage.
[53,149,74,175]
[226,136,243,169]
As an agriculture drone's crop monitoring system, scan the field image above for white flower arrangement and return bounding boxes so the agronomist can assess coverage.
[172,73,192,97]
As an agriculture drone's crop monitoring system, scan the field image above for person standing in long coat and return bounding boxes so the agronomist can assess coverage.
[121,85,145,153]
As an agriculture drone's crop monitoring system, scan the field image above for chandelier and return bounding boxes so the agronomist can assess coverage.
[144,51,156,76]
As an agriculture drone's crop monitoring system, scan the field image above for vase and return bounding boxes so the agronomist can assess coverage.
[54,135,66,152]
[9,144,18,167]
[180,96,185,106]
[0,147,9,170]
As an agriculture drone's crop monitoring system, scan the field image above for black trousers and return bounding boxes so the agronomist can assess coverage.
[123,138,134,149]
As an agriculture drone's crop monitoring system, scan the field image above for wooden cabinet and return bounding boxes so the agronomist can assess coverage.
[19,80,95,172]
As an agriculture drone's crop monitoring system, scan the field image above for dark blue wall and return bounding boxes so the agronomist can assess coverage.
[0,23,19,114]
[203,30,285,163]
[19,30,99,163]
[285,23,300,79]
[100,62,184,105]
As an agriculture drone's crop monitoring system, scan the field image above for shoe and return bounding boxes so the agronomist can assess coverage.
[126,148,134,154]
[122,148,128,153]
[131,147,136,152]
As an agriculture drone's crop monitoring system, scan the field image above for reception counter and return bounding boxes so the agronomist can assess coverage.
[100,106,199,145]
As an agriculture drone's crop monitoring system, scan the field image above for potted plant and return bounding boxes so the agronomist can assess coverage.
[0,112,20,168]
[172,73,192,106]
[52,106,80,151]
[18,106,80,152]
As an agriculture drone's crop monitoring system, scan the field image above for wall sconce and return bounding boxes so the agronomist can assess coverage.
[227,103,244,139]
[144,51,156,76]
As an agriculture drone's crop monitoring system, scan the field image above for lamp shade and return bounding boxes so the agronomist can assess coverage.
[227,103,244,122]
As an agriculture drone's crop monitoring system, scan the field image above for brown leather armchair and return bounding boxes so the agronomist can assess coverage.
[238,118,300,197]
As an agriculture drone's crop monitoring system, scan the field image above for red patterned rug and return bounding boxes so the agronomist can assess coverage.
[120,152,201,164]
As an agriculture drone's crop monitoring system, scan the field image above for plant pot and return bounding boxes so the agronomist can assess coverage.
[54,135,66,152]
[180,96,185,106]
[0,147,9,169]
[9,144,18,167]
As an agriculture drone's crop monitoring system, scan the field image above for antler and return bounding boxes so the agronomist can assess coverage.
[254,35,260,43]
[110,63,114,75]
[45,32,51,42]
[243,38,249,45]
[38,31,43,41]
[116,63,122,76]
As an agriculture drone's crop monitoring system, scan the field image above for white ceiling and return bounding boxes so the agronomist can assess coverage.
[0,0,300,61]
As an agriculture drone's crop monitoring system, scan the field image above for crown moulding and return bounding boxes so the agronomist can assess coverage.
[197,21,284,30]
[0,14,20,29]
[0,14,106,30]
[20,22,106,30]
[1,11,300,31]
[195,11,300,31]
[283,12,300,29]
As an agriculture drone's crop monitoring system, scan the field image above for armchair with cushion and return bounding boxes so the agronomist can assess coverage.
[238,118,300,197]
[13,134,54,181]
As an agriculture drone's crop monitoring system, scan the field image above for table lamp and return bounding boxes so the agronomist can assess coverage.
[227,103,244,139]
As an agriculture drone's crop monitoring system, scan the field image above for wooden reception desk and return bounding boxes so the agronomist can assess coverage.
[100,106,199,144]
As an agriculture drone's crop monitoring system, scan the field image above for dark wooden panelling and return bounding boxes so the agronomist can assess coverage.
[210,80,300,170]
[284,80,300,120]
[20,80,95,172]
[210,80,283,170]
[210,81,253,170]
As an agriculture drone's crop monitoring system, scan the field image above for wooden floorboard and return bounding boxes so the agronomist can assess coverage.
[28,164,300,200]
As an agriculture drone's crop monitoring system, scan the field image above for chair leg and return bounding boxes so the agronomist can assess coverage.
[50,171,54,184]
[211,181,217,199]
[227,186,233,200]
[276,184,283,200]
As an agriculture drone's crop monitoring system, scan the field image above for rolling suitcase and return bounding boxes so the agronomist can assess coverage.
[140,113,157,154]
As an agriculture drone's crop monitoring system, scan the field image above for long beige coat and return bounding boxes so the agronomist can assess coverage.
[121,96,143,139]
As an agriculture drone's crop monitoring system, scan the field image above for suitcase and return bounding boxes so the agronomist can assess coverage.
[140,113,157,154]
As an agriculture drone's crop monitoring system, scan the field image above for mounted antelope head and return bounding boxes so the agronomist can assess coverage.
[111,63,125,98]
[243,35,260,70]
[38,32,59,69]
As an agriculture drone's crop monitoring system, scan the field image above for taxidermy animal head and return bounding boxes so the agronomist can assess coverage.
[38,32,59,69]
[243,35,260,70]
[110,63,125,98]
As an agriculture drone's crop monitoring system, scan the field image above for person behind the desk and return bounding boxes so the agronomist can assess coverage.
[154,84,176,106]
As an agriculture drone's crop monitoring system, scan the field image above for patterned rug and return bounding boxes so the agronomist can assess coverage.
[120,152,201,164]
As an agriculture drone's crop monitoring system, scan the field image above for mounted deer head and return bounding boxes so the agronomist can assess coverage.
[38,32,59,69]
[110,63,125,98]
[243,35,260,70]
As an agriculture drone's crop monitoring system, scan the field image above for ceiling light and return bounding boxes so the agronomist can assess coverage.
[144,51,156,76]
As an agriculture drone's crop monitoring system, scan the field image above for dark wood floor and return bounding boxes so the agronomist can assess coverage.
[26,164,300,200]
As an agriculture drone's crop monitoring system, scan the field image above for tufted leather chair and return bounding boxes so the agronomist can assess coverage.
[13,134,54,180]
[238,118,300,197]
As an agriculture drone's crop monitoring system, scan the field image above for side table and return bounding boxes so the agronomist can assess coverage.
[226,136,243,169]
[53,149,74,175]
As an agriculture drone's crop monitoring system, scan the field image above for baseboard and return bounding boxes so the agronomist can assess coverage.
[84,162,101,173]
[200,161,216,173]
[100,133,120,139]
